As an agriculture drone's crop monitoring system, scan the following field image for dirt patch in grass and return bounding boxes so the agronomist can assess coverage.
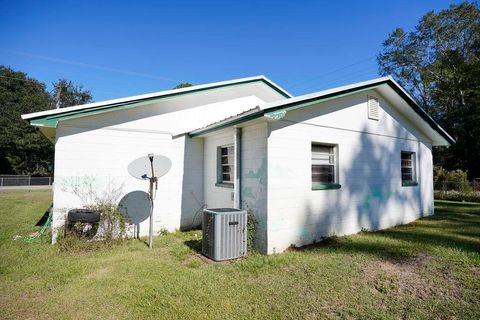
[471,266,480,277]
[183,252,239,267]
[182,253,207,268]
[366,253,467,301]
[366,253,435,298]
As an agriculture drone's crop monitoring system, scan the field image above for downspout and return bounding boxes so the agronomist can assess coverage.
[234,127,242,208]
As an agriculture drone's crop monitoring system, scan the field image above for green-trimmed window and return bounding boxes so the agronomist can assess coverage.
[218,145,234,184]
[312,144,337,185]
[401,151,417,186]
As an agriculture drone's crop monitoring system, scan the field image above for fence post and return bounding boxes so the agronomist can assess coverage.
[28,176,31,186]
[49,177,52,186]
[0,178,2,187]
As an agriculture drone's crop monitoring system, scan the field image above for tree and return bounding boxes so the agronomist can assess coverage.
[52,79,92,109]
[172,83,193,89]
[0,66,53,175]
[377,2,480,179]
[0,66,92,175]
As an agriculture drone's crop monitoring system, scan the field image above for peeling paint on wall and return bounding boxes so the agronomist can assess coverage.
[361,185,397,209]
[242,186,256,199]
[244,158,267,186]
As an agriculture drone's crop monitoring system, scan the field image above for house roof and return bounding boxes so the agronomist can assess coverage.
[189,76,455,146]
[21,75,291,128]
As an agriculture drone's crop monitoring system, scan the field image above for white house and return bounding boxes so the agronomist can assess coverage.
[22,75,454,254]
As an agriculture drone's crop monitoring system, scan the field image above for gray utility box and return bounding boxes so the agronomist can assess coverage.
[202,208,247,261]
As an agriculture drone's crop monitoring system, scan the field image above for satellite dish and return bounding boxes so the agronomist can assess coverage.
[127,154,171,250]
[128,154,172,180]
[118,191,151,224]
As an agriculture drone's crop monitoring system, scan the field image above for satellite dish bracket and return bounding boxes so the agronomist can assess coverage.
[127,153,172,250]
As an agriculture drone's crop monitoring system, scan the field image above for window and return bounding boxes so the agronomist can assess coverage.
[312,143,340,190]
[368,95,380,120]
[401,151,417,186]
[217,145,234,185]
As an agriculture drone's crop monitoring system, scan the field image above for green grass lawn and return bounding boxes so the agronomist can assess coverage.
[1,190,479,319]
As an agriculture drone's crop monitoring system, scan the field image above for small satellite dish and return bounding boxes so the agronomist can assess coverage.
[128,154,172,180]
[118,190,152,225]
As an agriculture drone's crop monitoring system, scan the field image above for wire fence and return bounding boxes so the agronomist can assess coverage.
[433,180,480,192]
[0,175,478,193]
[0,175,53,187]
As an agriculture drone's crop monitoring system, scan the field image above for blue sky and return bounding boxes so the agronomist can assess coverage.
[0,0,462,101]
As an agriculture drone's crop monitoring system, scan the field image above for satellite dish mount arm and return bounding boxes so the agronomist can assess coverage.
[148,154,158,200]
[147,154,157,249]
[127,153,171,251]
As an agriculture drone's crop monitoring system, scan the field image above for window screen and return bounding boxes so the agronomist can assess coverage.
[401,152,415,182]
[219,145,234,184]
[312,144,336,184]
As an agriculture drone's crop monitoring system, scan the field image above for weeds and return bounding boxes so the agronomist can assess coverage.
[375,272,400,293]
[61,176,128,247]
[246,208,256,251]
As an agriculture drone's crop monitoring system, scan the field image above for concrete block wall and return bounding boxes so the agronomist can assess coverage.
[52,123,185,241]
[266,90,434,253]
[50,90,271,242]
[180,136,204,229]
[240,122,269,253]
[203,129,235,209]
[200,122,269,252]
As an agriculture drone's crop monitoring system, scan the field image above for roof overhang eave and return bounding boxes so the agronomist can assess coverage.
[21,76,292,121]
[188,110,265,137]
[188,78,455,146]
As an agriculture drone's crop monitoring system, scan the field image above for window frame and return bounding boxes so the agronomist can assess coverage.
[216,144,234,188]
[311,142,341,190]
[401,151,418,187]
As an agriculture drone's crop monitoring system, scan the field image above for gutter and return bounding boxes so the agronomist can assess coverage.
[234,128,242,208]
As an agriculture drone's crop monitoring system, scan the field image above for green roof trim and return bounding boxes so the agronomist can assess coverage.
[264,84,383,118]
[189,79,455,145]
[30,98,156,128]
[190,84,383,137]
[30,118,58,128]
[28,78,290,128]
[263,79,291,99]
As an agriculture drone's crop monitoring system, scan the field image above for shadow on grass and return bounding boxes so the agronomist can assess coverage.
[179,202,480,263]
[184,239,202,254]
[138,238,149,247]
[291,235,420,261]
[293,202,480,261]
[35,204,53,226]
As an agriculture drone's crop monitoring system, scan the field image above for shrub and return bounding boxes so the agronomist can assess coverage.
[434,166,473,192]
[434,190,480,203]
[246,208,256,252]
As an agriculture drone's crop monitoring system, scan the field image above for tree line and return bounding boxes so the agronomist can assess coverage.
[0,66,192,176]
[377,1,480,179]
[0,66,92,175]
